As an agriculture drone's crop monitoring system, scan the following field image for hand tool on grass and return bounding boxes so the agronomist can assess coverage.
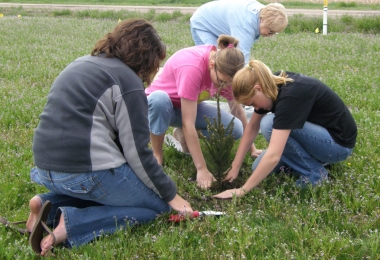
[169,210,225,222]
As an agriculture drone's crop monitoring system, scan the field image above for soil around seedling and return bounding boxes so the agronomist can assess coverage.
[209,172,246,192]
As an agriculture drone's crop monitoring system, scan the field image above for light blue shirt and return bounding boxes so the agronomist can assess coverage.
[190,0,264,64]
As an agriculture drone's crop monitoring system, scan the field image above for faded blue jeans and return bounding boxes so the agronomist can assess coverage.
[30,164,171,248]
[147,90,243,139]
[252,114,354,186]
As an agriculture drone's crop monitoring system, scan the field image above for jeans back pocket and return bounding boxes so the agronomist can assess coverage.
[63,175,106,200]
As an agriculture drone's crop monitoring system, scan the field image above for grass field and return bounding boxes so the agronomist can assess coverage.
[0,0,377,4]
[0,5,379,260]
[1,0,380,10]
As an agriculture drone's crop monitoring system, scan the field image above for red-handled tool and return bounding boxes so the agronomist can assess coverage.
[168,210,225,222]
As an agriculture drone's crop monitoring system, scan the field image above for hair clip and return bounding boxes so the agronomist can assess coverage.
[227,43,235,48]
[247,64,254,69]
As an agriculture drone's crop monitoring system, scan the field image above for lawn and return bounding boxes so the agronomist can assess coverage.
[0,6,379,260]
[1,0,380,10]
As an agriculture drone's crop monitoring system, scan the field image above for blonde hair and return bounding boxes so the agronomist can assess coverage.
[232,60,293,104]
[214,35,245,78]
[260,3,288,33]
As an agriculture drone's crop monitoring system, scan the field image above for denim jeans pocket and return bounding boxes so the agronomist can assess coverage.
[63,175,107,200]
[30,167,43,185]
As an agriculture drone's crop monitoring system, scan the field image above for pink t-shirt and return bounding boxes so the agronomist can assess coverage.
[145,45,234,109]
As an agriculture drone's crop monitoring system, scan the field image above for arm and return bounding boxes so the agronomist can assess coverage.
[228,100,263,157]
[241,129,290,191]
[229,27,258,65]
[117,87,178,202]
[223,112,264,182]
[181,98,215,189]
[229,3,262,65]
[214,129,291,199]
[120,87,194,212]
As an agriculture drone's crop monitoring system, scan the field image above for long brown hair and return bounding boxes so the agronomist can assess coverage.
[91,18,166,85]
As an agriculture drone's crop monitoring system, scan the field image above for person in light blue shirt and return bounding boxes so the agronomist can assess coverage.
[190,0,288,65]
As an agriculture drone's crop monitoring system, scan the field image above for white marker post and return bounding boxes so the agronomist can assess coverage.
[323,0,328,35]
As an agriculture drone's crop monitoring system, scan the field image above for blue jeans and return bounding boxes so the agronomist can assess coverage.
[30,164,171,248]
[190,23,217,46]
[147,90,243,139]
[252,114,353,186]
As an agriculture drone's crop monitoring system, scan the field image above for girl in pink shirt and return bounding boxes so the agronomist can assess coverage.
[146,35,261,189]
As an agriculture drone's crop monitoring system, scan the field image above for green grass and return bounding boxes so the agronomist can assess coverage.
[0,8,379,260]
[1,0,380,10]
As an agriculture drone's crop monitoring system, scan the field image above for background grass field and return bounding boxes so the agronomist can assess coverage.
[1,0,380,10]
[0,3,379,260]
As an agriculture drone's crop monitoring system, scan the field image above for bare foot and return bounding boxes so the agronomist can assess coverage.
[40,214,67,256]
[173,128,189,153]
[26,196,42,232]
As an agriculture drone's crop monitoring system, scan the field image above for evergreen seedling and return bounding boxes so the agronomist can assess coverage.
[200,92,236,190]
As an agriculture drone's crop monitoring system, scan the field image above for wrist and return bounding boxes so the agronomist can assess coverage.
[196,164,207,172]
[231,162,241,170]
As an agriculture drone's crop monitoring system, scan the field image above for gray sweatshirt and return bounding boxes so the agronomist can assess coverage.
[33,55,176,202]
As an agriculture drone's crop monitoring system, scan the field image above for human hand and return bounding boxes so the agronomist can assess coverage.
[222,166,240,183]
[196,168,216,189]
[212,188,247,199]
[250,143,263,158]
[167,194,194,217]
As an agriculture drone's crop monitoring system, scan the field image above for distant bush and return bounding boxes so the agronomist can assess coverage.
[156,12,172,22]
[52,9,72,16]
[286,14,380,34]
[355,15,380,33]
[336,2,357,8]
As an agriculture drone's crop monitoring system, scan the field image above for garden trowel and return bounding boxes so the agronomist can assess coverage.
[168,210,225,222]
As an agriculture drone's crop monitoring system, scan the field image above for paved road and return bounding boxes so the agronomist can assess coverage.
[1,3,380,17]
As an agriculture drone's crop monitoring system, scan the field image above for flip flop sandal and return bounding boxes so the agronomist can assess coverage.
[29,200,53,254]
[0,216,29,235]
[39,221,57,256]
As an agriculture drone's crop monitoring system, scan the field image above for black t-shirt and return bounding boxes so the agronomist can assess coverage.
[255,72,357,148]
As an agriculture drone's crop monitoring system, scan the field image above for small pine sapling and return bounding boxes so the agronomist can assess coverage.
[200,92,236,190]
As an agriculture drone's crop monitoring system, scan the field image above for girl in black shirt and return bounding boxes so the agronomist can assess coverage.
[214,60,357,198]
